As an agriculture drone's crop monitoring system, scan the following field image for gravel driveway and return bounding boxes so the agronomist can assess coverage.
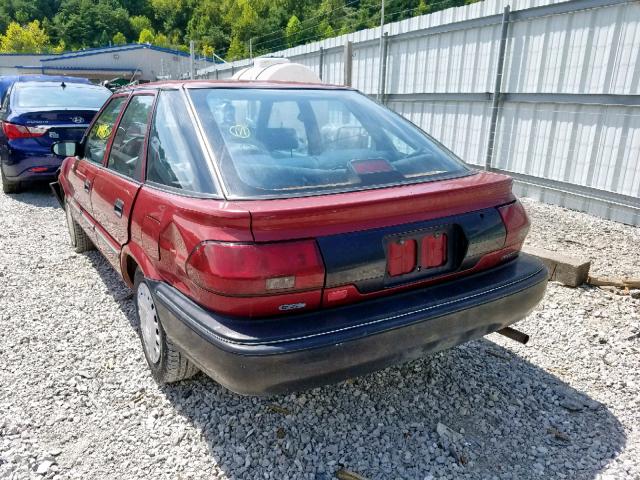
[1,187,638,480]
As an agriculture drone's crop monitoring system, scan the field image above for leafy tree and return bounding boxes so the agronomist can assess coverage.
[138,28,155,44]
[154,32,169,47]
[187,0,228,53]
[317,19,335,39]
[0,20,50,53]
[226,36,246,60]
[223,0,259,46]
[417,0,431,14]
[0,0,469,56]
[130,15,152,37]
[0,0,58,33]
[52,40,66,53]
[51,0,133,49]
[284,15,302,47]
[113,31,127,45]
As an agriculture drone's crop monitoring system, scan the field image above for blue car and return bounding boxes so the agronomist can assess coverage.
[0,76,111,193]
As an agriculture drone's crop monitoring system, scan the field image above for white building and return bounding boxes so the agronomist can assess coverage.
[0,43,217,82]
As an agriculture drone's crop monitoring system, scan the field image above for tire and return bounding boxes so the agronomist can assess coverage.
[64,198,94,253]
[134,269,199,384]
[1,164,21,194]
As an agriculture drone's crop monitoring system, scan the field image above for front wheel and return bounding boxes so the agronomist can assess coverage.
[64,198,94,253]
[134,269,199,384]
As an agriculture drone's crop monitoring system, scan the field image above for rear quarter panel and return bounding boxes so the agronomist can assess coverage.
[125,186,252,292]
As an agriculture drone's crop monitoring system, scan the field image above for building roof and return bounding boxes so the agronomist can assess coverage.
[40,43,194,62]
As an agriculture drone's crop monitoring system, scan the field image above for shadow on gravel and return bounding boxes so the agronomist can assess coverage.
[2,182,60,208]
[85,236,626,479]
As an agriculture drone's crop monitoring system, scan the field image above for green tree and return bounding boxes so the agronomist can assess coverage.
[52,40,66,53]
[130,15,152,37]
[187,0,228,53]
[51,0,133,49]
[317,19,335,39]
[417,0,431,14]
[113,31,127,45]
[226,36,246,60]
[0,20,50,53]
[284,14,302,47]
[154,32,169,47]
[138,28,155,44]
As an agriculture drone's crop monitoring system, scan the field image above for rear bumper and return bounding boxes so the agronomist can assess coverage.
[1,149,62,181]
[150,254,547,395]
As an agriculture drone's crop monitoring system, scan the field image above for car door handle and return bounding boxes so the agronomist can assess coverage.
[83,179,91,192]
[114,199,124,218]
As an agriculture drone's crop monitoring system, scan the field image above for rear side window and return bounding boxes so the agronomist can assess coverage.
[84,97,127,164]
[146,90,216,195]
[188,88,468,199]
[107,95,155,180]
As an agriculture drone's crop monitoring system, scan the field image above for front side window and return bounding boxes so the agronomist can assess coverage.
[188,88,469,199]
[84,97,127,164]
[107,95,155,180]
[146,90,216,194]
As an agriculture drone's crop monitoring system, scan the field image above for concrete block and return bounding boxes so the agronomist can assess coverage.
[522,246,591,287]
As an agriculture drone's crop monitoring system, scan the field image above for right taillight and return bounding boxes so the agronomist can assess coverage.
[185,240,325,296]
[497,200,530,248]
[1,122,48,140]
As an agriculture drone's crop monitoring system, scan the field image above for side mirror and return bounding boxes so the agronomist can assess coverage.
[52,141,79,157]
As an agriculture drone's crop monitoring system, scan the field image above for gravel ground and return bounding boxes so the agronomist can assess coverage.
[0,186,639,480]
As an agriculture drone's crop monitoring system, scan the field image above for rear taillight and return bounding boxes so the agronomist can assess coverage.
[497,200,530,248]
[1,122,48,140]
[186,240,325,296]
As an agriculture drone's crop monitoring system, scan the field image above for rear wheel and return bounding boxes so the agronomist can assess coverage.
[64,198,94,253]
[1,164,21,194]
[134,269,199,384]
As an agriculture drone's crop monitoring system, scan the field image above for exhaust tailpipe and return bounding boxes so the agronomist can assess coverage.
[497,327,529,344]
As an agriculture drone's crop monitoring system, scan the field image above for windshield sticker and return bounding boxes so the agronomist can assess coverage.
[96,124,112,140]
[229,124,251,139]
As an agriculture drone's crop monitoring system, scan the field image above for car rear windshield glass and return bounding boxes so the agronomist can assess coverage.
[188,88,469,199]
[14,83,111,109]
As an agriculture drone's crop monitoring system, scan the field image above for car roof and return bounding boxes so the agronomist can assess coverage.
[122,79,352,92]
[14,81,105,89]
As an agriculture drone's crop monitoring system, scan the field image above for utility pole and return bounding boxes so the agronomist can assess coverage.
[249,38,253,60]
[377,0,385,101]
[189,40,195,80]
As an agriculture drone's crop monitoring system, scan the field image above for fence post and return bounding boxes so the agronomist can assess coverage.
[378,32,389,103]
[343,41,353,87]
[319,47,324,81]
[485,5,510,170]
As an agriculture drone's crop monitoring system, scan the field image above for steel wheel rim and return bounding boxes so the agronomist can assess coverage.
[137,282,161,364]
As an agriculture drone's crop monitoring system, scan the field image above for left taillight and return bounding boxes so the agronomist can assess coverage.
[1,122,48,140]
[497,199,530,248]
[185,240,325,296]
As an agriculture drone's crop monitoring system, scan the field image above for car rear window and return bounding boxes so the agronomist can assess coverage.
[188,88,468,199]
[13,82,111,109]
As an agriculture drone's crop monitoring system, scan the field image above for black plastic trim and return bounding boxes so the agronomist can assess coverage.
[150,254,547,394]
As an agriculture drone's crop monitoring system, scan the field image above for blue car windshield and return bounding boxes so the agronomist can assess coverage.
[188,88,469,199]
[13,82,111,109]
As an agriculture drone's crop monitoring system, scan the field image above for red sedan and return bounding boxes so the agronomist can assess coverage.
[52,81,547,394]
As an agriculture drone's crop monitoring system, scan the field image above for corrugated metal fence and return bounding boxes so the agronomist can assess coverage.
[199,0,640,226]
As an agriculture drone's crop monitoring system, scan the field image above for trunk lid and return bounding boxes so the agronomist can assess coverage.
[9,109,97,147]
[233,171,517,295]
[240,172,514,241]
